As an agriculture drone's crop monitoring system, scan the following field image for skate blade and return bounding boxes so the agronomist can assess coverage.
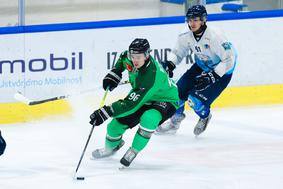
[154,130,177,135]
[90,155,112,160]
[118,166,129,171]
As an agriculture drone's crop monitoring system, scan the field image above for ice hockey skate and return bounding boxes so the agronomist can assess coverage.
[92,140,125,159]
[120,147,138,167]
[155,113,186,135]
[194,113,212,136]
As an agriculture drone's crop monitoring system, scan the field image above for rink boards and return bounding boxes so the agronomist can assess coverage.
[1,83,282,123]
[1,10,283,123]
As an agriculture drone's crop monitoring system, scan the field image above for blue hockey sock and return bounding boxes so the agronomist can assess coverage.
[188,95,210,118]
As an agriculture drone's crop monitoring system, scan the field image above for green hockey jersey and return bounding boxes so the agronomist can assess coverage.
[110,51,179,118]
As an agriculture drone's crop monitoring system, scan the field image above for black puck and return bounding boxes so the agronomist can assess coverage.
[76,177,85,180]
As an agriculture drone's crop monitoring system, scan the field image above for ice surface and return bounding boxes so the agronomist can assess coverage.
[1,91,283,189]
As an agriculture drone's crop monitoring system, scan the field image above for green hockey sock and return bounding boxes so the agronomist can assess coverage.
[105,119,128,149]
[132,109,162,152]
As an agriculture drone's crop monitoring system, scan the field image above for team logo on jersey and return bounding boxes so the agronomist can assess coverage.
[154,102,167,109]
[222,42,232,50]
[204,44,210,49]
[126,64,133,72]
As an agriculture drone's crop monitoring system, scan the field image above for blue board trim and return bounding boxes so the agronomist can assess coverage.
[0,9,282,35]
[160,0,237,4]
[206,0,238,3]
[160,0,184,4]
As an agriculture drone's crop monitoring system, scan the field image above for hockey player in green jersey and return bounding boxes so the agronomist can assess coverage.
[89,38,179,167]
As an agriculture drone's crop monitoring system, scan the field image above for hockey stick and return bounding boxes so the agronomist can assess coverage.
[14,80,129,105]
[73,87,109,180]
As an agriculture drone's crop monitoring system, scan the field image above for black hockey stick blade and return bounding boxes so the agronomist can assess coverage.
[14,80,129,106]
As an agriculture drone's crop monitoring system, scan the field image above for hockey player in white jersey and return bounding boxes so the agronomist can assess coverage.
[156,5,237,136]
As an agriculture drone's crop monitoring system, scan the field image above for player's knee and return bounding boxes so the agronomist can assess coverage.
[137,127,154,139]
[140,109,162,130]
[107,119,128,137]
[188,95,210,118]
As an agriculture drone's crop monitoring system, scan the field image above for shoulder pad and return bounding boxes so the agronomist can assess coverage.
[120,50,128,58]
[178,31,190,37]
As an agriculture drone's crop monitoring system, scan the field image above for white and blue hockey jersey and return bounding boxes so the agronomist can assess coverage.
[168,26,237,77]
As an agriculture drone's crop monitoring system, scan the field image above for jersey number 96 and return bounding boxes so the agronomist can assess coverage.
[128,92,140,101]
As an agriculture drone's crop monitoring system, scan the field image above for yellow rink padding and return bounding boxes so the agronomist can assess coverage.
[182,84,283,110]
[0,100,71,124]
[212,84,283,108]
[1,84,283,124]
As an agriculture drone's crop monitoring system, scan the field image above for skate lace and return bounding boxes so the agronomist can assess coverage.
[196,116,210,129]
[171,113,185,124]
[97,148,112,156]
[124,149,137,162]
